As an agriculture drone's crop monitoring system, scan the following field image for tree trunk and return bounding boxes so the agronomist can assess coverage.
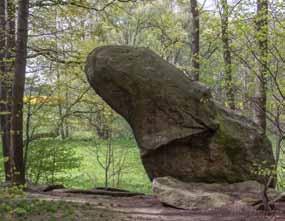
[220,0,235,110]
[0,0,11,182]
[5,0,16,181]
[58,103,66,139]
[253,0,268,134]
[0,0,16,182]
[23,87,32,173]
[10,0,29,185]
[190,0,200,81]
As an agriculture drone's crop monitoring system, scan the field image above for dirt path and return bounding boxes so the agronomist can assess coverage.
[27,191,285,221]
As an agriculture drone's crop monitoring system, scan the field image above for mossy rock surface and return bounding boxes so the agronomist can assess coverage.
[85,45,275,183]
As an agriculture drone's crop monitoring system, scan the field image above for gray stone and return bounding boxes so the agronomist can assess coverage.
[153,177,278,210]
[85,45,275,183]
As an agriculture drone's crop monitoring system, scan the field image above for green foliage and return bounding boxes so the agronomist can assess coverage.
[0,196,76,220]
[26,138,82,185]
[0,186,25,199]
[12,133,151,193]
[251,161,275,179]
[60,134,152,193]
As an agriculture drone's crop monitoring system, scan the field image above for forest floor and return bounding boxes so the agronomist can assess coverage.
[2,187,285,221]
[1,133,285,220]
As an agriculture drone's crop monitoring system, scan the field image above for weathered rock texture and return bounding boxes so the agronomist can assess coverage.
[85,45,275,183]
[153,177,279,210]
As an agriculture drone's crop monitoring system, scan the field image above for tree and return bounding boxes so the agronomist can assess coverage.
[253,0,268,133]
[0,0,11,181]
[10,0,29,185]
[220,0,235,110]
[0,0,16,182]
[190,0,200,80]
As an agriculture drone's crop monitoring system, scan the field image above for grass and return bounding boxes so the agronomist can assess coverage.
[24,131,152,194]
[0,188,137,221]
[63,135,151,193]
[0,198,78,221]
[0,132,282,194]
[0,187,90,221]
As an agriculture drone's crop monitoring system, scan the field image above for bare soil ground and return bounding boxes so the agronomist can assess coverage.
[23,189,285,221]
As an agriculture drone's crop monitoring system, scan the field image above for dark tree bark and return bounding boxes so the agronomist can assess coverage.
[5,0,16,181]
[253,0,268,134]
[7,0,16,61]
[0,1,5,84]
[10,0,29,185]
[0,0,16,182]
[0,0,12,182]
[220,0,235,110]
[190,0,200,81]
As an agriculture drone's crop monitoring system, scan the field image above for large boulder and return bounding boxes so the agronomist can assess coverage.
[85,45,275,183]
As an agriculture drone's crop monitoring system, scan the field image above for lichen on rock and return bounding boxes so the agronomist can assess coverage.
[85,45,275,184]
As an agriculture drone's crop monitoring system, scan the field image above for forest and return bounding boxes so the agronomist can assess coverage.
[0,0,285,220]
